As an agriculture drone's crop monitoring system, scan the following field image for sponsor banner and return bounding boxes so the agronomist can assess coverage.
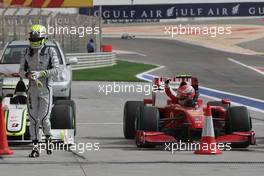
[80,2,264,19]
[1,0,93,8]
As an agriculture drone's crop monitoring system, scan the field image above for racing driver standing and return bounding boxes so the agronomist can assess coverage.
[19,24,60,158]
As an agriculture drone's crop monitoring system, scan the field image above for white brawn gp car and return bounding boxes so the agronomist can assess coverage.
[3,79,76,144]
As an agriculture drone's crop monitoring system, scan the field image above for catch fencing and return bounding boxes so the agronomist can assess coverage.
[0,8,100,53]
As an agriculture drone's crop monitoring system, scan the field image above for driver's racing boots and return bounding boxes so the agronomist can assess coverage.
[46,135,53,155]
[29,140,40,158]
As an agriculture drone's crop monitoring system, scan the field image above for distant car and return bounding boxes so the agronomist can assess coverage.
[0,40,78,99]
[123,75,256,148]
[121,33,135,40]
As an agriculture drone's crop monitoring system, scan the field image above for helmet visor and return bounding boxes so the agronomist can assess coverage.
[29,31,41,38]
[29,37,44,42]
[30,38,45,48]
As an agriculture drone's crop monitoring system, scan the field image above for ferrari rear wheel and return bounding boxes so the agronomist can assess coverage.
[123,101,144,139]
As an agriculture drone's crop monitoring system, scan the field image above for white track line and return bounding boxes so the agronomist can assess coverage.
[136,65,165,81]
[228,58,264,76]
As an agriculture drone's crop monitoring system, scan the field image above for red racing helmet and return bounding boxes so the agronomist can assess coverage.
[177,85,195,100]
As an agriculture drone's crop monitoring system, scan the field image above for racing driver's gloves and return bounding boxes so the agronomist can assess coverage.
[25,71,47,80]
[31,70,48,80]
[29,140,40,158]
[28,71,46,89]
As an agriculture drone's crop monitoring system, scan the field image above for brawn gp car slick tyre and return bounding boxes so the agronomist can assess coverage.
[226,106,252,148]
[51,100,76,135]
[123,101,144,139]
[136,106,160,148]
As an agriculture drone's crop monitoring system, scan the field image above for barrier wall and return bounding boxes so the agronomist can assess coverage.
[66,52,116,70]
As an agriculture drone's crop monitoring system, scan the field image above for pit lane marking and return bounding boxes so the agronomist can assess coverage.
[228,58,264,76]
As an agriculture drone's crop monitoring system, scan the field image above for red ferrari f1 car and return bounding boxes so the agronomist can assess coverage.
[123,75,256,148]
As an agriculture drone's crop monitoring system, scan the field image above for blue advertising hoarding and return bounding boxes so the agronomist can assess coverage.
[79,2,264,19]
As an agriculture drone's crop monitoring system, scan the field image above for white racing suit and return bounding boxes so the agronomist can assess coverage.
[19,46,60,141]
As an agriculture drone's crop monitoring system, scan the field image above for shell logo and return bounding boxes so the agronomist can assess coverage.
[2,0,93,8]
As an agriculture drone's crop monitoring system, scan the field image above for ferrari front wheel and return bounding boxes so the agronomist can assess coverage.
[135,106,160,148]
[123,101,144,139]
